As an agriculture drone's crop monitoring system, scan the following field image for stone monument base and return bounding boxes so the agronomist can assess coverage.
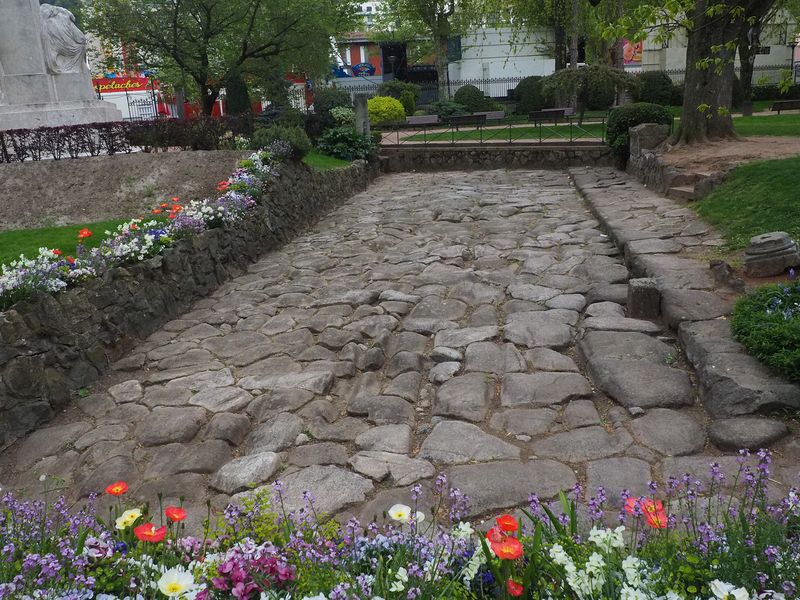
[0,99,123,130]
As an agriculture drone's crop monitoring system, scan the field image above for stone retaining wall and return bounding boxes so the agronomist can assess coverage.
[0,159,378,450]
[380,145,614,172]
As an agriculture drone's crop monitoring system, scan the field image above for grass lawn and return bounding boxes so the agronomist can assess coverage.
[404,121,606,142]
[0,218,130,267]
[694,155,800,251]
[303,151,351,171]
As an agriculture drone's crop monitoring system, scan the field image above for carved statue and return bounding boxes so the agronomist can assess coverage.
[39,3,87,75]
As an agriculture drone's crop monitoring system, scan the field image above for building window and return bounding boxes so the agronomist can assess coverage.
[755,46,771,55]
[366,6,372,11]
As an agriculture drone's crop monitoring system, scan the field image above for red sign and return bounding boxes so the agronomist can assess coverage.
[93,77,158,94]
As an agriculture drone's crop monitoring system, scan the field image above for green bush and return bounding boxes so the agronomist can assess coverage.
[378,80,422,101]
[313,87,352,130]
[277,108,305,128]
[671,83,684,106]
[250,125,311,159]
[634,71,675,106]
[606,102,672,163]
[367,96,406,126]
[329,106,355,127]
[453,84,493,112]
[513,76,552,114]
[316,127,377,161]
[399,90,416,116]
[751,83,800,101]
[586,77,616,111]
[731,280,800,381]
[428,100,468,118]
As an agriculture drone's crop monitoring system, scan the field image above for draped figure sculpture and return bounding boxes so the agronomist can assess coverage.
[39,3,87,75]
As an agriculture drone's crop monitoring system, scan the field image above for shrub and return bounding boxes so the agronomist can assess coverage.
[316,127,376,161]
[378,79,422,101]
[634,71,675,105]
[250,125,311,159]
[453,84,493,112]
[428,100,468,118]
[367,96,406,126]
[514,75,551,114]
[671,82,684,106]
[606,102,673,163]
[329,106,355,127]
[277,108,305,128]
[313,87,352,130]
[586,76,616,111]
[399,90,416,116]
[731,279,800,381]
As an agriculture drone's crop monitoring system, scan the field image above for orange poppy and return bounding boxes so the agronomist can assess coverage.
[105,481,128,496]
[491,536,523,560]
[160,202,169,208]
[77,228,93,240]
[641,498,668,529]
[496,514,519,533]
[152,209,162,215]
[165,506,187,522]
[134,523,167,543]
[507,579,524,597]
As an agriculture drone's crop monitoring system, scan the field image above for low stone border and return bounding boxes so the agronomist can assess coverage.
[380,144,614,172]
[0,159,378,450]
[569,166,800,419]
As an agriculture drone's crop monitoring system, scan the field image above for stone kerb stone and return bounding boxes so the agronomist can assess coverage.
[0,159,379,450]
[628,123,669,159]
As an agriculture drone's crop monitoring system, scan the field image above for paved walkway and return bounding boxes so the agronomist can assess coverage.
[2,170,797,523]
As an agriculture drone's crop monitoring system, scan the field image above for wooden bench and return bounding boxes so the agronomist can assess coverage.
[770,100,800,115]
[528,107,575,124]
[472,110,505,121]
[406,114,440,126]
[445,114,487,127]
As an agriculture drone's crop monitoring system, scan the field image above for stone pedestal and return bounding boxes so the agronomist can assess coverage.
[354,94,370,137]
[743,232,800,277]
[628,123,669,159]
[627,278,661,319]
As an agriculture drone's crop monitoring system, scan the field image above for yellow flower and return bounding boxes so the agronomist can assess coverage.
[388,503,411,523]
[115,508,142,530]
[158,568,194,597]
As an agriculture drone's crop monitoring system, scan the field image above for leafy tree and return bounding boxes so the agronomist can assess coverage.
[85,0,359,114]
[543,64,633,121]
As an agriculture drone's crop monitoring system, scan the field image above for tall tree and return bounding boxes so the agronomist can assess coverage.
[86,0,358,114]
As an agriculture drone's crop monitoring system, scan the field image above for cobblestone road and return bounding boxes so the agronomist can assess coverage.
[2,170,797,523]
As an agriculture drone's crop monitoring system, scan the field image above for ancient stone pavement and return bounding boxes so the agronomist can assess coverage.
[2,170,797,523]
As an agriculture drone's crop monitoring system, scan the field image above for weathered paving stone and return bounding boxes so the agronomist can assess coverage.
[202,331,270,359]
[239,370,334,395]
[74,424,129,452]
[166,368,235,391]
[503,311,576,349]
[709,417,789,451]
[297,399,339,423]
[562,400,601,429]
[15,422,93,468]
[355,424,412,453]
[579,331,675,364]
[581,316,662,334]
[585,359,693,409]
[288,443,349,467]
[203,412,251,445]
[447,460,577,517]
[507,283,560,303]
[531,426,633,462]
[585,301,626,317]
[630,409,705,456]
[247,389,315,422]
[385,351,426,378]
[188,386,252,413]
[501,372,592,407]
[384,372,421,401]
[429,361,461,383]
[433,373,493,422]
[135,407,207,447]
[489,408,557,437]
[247,413,304,452]
[278,465,374,515]
[108,380,143,404]
[431,346,463,362]
[349,451,435,485]
[464,342,525,374]
[434,326,499,348]
[524,348,579,372]
[585,457,652,505]
[212,452,282,494]
[308,417,371,441]
[419,421,520,464]
[546,294,586,311]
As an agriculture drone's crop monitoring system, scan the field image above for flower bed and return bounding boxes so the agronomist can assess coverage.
[1,450,798,599]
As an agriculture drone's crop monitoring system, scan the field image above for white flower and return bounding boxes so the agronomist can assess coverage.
[620,584,649,600]
[452,521,474,540]
[622,555,643,588]
[158,567,195,597]
[388,566,408,592]
[387,503,412,523]
[414,511,425,523]
[709,580,749,600]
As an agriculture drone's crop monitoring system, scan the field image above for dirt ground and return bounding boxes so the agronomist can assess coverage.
[659,136,800,173]
[0,150,246,230]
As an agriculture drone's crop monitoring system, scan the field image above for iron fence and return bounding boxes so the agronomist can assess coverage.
[663,63,791,84]
[329,76,527,105]
[376,115,606,146]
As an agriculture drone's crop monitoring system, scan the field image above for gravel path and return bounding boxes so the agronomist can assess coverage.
[2,169,796,523]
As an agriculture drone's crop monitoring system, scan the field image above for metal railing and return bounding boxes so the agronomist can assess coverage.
[663,63,790,84]
[376,115,606,146]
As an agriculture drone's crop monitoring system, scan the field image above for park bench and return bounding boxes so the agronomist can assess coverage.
[406,114,440,126]
[528,107,575,124]
[445,114,487,128]
[770,100,800,115]
[472,110,505,121]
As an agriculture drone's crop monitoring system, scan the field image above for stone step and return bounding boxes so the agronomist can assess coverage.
[667,185,695,201]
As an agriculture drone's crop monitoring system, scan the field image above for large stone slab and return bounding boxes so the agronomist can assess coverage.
[585,457,652,506]
[709,417,788,451]
[278,465,374,515]
[503,310,575,349]
[135,407,207,447]
[247,412,304,452]
[531,426,633,462]
[433,373,493,422]
[464,342,526,374]
[585,359,693,408]
[211,452,282,494]
[579,331,675,365]
[419,421,520,464]
[629,409,705,456]
[348,451,435,486]
[434,326,499,348]
[238,370,334,395]
[447,460,577,517]
[660,289,733,329]
[501,372,592,407]
[489,408,557,437]
[581,316,662,334]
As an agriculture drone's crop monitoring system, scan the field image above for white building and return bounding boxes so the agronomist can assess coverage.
[448,27,555,80]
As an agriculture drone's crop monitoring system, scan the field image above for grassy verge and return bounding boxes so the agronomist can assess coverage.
[0,218,131,266]
[303,151,351,171]
[694,155,800,251]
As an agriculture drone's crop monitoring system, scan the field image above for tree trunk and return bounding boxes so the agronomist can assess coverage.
[435,34,450,101]
[554,23,567,70]
[570,0,579,69]
[672,0,740,144]
[738,30,756,112]
[201,84,220,116]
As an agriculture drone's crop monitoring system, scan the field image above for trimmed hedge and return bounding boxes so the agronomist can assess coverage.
[633,71,674,106]
[367,96,406,126]
[513,76,551,114]
[606,102,672,163]
[378,80,422,101]
[315,127,376,161]
[731,280,800,381]
[250,125,311,159]
[453,84,498,112]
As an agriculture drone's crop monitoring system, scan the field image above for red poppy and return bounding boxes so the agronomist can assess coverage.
[641,498,667,529]
[152,209,162,215]
[167,213,177,219]
[52,249,62,256]
[485,526,504,543]
[134,523,167,543]
[160,202,169,208]
[171,196,180,202]
[217,180,230,191]
[105,481,128,496]
[66,256,75,265]
[507,579,524,597]
[496,514,519,533]
[624,497,638,515]
[77,228,93,240]
[165,506,187,522]
[491,536,523,560]
[130,224,138,230]
[171,204,182,212]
